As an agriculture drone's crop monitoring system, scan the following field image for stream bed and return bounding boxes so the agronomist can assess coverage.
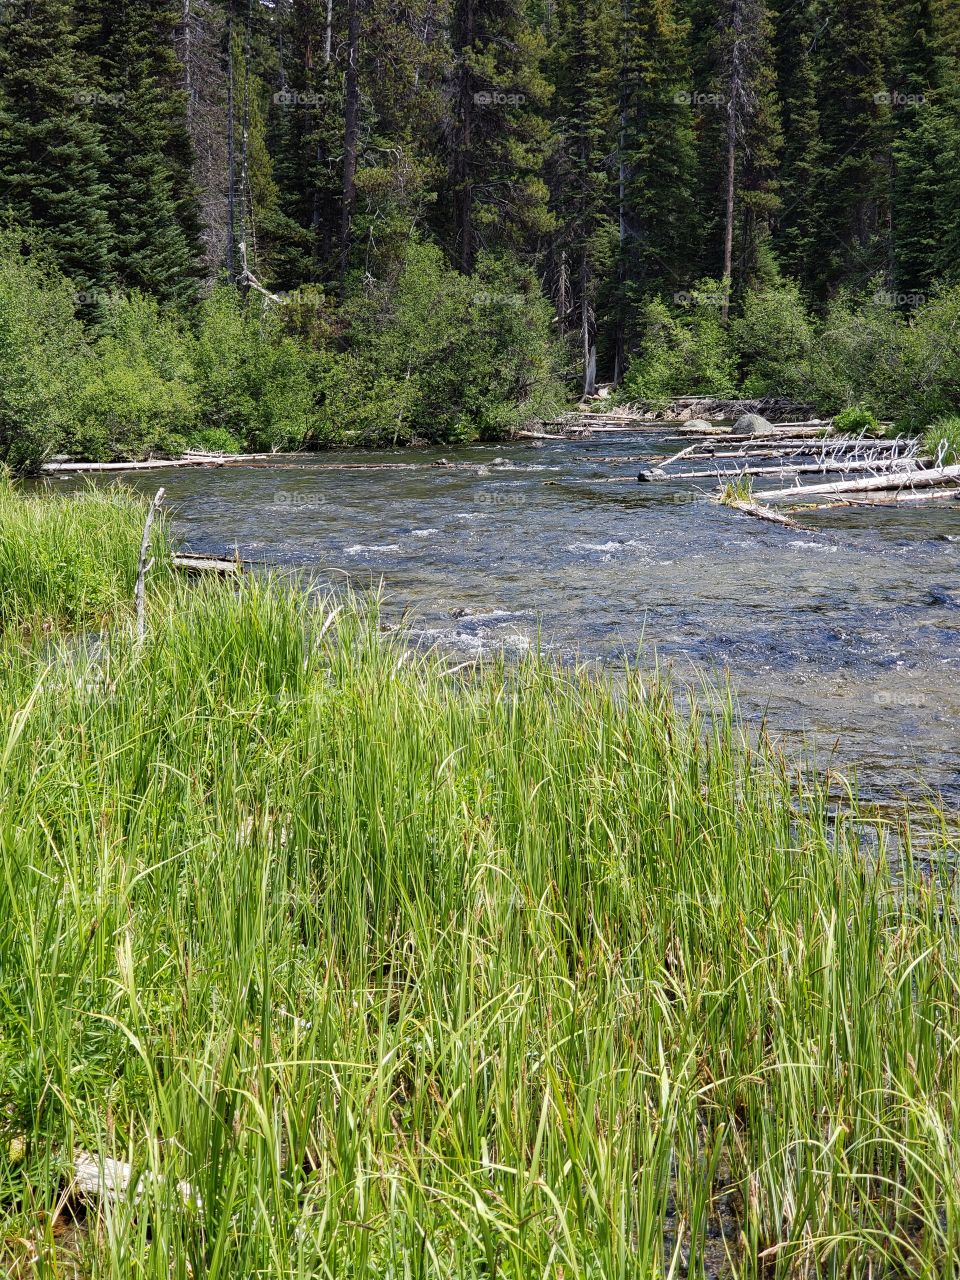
[49,428,960,806]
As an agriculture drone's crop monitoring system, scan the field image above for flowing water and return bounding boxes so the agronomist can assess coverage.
[49,429,960,805]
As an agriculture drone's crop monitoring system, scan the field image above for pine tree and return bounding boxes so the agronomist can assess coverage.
[83,0,202,303]
[266,0,347,284]
[447,0,553,272]
[890,0,960,292]
[809,0,891,296]
[0,0,114,291]
[618,0,698,329]
[547,0,619,391]
[770,0,822,290]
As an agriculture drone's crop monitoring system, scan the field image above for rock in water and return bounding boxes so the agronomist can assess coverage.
[685,418,713,431]
[637,467,667,482]
[734,413,774,434]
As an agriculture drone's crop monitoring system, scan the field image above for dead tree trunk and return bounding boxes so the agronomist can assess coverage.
[453,0,476,273]
[339,0,361,289]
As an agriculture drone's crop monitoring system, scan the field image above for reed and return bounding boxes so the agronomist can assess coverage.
[0,496,957,1277]
[0,476,168,633]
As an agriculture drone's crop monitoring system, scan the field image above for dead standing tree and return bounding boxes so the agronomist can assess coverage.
[719,0,759,324]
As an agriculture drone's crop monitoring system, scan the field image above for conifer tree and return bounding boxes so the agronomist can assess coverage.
[547,0,619,391]
[770,0,822,290]
[84,0,202,303]
[447,0,553,272]
[809,0,891,295]
[0,0,114,291]
[618,0,697,333]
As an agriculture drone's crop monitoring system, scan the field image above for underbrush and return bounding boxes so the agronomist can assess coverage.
[0,566,957,1277]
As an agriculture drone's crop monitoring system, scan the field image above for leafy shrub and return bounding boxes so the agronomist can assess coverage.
[808,284,960,431]
[0,229,90,470]
[833,405,880,434]
[324,241,563,444]
[73,293,198,460]
[922,415,960,465]
[733,280,816,399]
[622,283,736,402]
[192,286,323,452]
[188,426,244,454]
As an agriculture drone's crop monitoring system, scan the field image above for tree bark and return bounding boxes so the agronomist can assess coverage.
[581,250,596,398]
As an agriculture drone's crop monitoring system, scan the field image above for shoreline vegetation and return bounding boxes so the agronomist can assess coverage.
[3,225,960,472]
[1,484,959,1277]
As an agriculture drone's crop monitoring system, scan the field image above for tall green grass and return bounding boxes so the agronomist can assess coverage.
[0,476,168,633]
[0,573,957,1278]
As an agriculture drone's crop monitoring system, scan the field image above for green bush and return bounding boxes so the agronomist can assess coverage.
[324,241,564,444]
[732,280,816,399]
[0,229,90,470]
[622,282,737,402]
[922,415,960,464]
[192,286,323,452]
[188,426,244,454]
[808,284,960,431]
[73,293,199,460]
[833,405,880,434]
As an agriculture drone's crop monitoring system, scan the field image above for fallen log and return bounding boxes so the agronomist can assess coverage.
[172,553,244,575]
[669,458,923,483]
[759,463,960,502]
[723,499,802,528]
[74,1151,200,1212]
[797,487,960,511]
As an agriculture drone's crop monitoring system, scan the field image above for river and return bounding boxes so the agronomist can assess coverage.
[49,428,960,806]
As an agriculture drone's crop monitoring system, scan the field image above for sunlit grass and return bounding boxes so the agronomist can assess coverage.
[0,492,957,1277]
[0,475,169,634]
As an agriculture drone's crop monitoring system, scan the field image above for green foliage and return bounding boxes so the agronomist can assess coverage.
[73,292,198,460]
[0,0,114,289]
[0,567,956,1273]
[327,241,563,444]
[833,405,880,434]
[0,477,168,631]
[732,279,815,398]
[809,285,960,430]
[622,282,736,401]
[923,415,960,464]
[191,286,324,453]
[0,229,90,471]
[188,426,244,454]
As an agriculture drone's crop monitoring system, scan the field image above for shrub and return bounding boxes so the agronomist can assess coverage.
[732,280,816,399]
[622,283,737,402]
[808,283,960,431]
[192,286,321,452]
[833,405,880,434]
[922,415,960,465]
[0,229,90,470]
[325,241,564,444]
[188,426,244,454]
[73,293,199,460]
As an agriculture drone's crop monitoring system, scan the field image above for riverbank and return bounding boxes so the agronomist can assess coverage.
[0,485,958,1276]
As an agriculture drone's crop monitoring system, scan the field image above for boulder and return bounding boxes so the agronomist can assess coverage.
[685,417,713,432]
[734,413,774,434]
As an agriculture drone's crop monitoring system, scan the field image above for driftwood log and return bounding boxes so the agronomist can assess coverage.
[759,463,960,502]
